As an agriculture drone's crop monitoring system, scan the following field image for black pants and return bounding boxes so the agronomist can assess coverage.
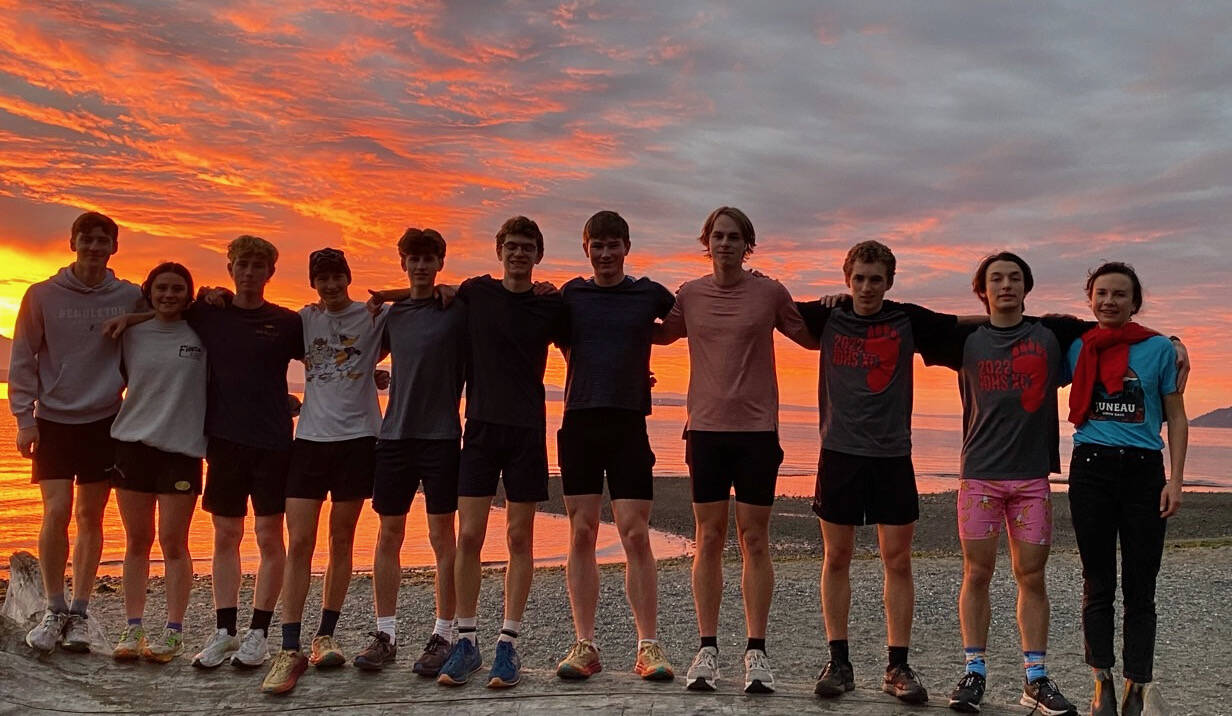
[1068,444,1167,682]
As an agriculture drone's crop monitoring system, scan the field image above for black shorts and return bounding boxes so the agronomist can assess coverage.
[286,437,376,502]
[558,409,655,501]
[372,438,460,516]
[31,416,117,485]
[203,437,291,517]
[113,441,203,495]
[458,420,548,503]
[812,448,919,526]
[685,431,782,507]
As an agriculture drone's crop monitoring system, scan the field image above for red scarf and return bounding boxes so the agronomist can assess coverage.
[1067,321,1159,427]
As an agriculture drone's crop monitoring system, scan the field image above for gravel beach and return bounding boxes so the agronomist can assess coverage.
[1,483,1229,714]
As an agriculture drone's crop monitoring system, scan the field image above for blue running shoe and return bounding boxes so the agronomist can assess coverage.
[436,638,482,686]
[487,640,521,688]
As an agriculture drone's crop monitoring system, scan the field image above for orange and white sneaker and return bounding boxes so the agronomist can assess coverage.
[112,624,146,661]
[308,634,345,668]
[261,649,309,694]
[635,640,675,681]
[556,639,602,680]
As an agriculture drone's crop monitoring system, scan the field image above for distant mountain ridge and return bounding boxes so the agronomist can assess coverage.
[1193,407,1232,428]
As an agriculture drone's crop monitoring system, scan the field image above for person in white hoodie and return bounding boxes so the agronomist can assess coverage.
[9,211,143,654]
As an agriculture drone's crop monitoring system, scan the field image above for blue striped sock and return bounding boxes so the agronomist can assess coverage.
[964,646,987,677]
[1024,650,1047,682]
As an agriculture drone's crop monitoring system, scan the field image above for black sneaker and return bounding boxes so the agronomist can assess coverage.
[884,663,928,704]
[813,660,854,697]
[948,672,986,713]
[1020,676,1077,716]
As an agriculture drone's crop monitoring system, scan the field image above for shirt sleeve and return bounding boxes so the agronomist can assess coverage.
[1159,337,1179,395]
[288,312,306,362]
[1039,315,1093,352]
[657,286,687,341]
[795,300,831,339]
[774,284,819,349]
[653,281,675,319]
[900,302,961,365]
[8,287,44,429]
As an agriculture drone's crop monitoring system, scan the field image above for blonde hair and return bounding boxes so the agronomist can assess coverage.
[227,235,279,265]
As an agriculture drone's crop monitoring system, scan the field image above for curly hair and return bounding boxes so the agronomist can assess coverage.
[495,216,544,256]
[842,241,896,286]
[227,235,279,265]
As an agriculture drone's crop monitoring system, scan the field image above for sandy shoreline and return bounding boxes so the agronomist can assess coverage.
[1,485,1229,713]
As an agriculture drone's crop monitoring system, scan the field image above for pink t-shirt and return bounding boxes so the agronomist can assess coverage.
[661,271,816,432]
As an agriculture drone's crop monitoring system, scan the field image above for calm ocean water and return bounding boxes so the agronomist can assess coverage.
[1,395,1228,577]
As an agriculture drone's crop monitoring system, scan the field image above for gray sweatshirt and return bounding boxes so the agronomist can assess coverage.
[8,266,143,429]
[110,319,208,458]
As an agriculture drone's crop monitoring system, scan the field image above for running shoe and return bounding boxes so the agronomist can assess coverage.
[743,648,775,694]
[261,649,309,694]
[556,639,602,680]
[487,640,522,688]
[814,659,855,697]
[1090,672,1116,716]
[353,631,397,671]
[948,671,986,713]
[685,645,719,692]
[25,610,69,653]
[192,628,240,668]
[412,633,452,677]
[142,628,184,664]
[884,662,929,704]
[230,628,270,668]
[437,637,482,686]
[59,613,92,653]
[112,624,146,661]
[1020,676,1078,716]
[634,640,675,681]
[308,634,345,668]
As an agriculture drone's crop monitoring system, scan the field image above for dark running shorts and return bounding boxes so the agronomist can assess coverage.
[812,448,919,526]
[558,408,655,501]
[31,416,117,485]
[113,440,203,495]
[372,437,460,516]
[286,436,376,502]
[458,420,548,503]
[203,437,291,517]
[685,430,782,507]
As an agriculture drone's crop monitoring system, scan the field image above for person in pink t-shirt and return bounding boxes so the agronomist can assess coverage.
[655,206,817,694]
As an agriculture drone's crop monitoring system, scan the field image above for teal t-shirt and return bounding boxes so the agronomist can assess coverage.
[1067,334,1177,450]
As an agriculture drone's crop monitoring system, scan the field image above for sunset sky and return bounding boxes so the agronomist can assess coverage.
[2,1,1230,417]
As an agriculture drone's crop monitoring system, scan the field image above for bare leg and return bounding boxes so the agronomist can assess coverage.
[502,501,537,623]
[211,515,244,610]
[280,498,323,624]
[116,489,156,621]
[878,523,916,648]
[373,514,406,619]
[692,500,729,638]
[819,520,855,641]
[253,514,286,612]
[612,499,657,641]
[37,481,73,608]
[71,481,111,603]
[959,538,999,649]
[564,494,602,641]
[156,493,197,625]
[323,500,363,612]
[735,502,773,639]
[426,512,457,620]
[1008,539,1050,652]
[454,496,492,620]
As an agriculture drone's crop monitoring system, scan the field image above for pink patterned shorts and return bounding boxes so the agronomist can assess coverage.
[957,477,1053,545]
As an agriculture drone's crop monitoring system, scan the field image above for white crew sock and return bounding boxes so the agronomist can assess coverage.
[376,615,397,645]
[433,618,452,639]
[498,619,522,645]
[457,617,478,644]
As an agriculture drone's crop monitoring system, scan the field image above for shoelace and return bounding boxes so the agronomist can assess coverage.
[692,649,718,671]
[746,650,771,672]
[639,642,666,664]
[1025,677,1060,716]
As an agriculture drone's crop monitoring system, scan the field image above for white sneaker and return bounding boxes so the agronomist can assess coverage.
[743,648,775,693]
[230,628,270,668]
[25,610,69,653]
[192,628,240,668]
[685,645,720,691]
[59,613,92,652]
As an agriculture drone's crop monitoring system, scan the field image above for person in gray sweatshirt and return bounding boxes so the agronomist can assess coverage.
[9,211,144,654]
